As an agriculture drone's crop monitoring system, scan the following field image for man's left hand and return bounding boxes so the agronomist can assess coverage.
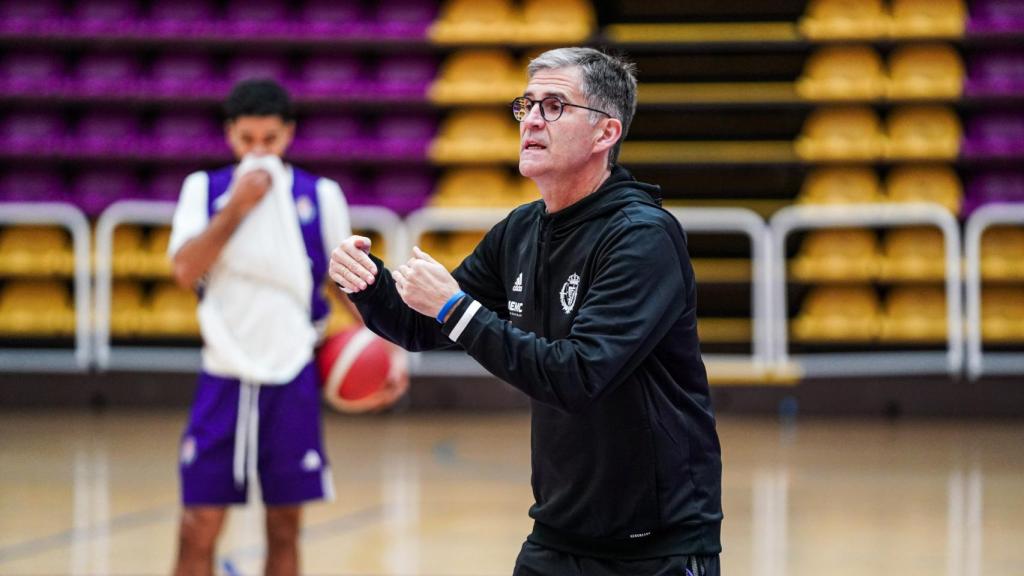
[393,247,462,320]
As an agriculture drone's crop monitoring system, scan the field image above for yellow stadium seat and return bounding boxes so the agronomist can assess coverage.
[880,286,947,342]
[884,106,961,160]
[796,45,886,101]
[0,226,74,276]
[519,0,595,44]
[885,165,962,214]
[447,231,485,270]
[109,281,145,337]
[887,44,964,99]
[980,227,1024,281]
[429,110,520,163]
[878,227,947,281]
[889,0,966,38]
[140,227,173,278]
[417,232,452,268]
[428,50,523,105]
[980,288,1024,343]
[429,0,517,44]
[110,225,146,277]
[795,107,885,160]
[792,285,881,342]
[799,0,889,40]
[0,280,75,336]
[431,168,512,208]
[799,167,884,204]
[142,282,199,337]
[513,177,542,205]
[791,229,880,281]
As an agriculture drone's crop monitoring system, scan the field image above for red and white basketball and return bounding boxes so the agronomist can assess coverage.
[317,326,391,412]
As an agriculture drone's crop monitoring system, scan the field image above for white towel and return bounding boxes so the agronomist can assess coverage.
[198,154,317,384]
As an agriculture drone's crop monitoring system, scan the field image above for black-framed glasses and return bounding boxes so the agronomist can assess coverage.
[510,96,612,123]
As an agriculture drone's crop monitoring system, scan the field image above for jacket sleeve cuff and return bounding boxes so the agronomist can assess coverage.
[345,253,386,303]
[440,296,483,343]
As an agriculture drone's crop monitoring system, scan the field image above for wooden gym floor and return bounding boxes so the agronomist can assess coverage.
[1,410,1022,575]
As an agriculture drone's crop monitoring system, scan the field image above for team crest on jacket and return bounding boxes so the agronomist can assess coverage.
[560,273,580,314]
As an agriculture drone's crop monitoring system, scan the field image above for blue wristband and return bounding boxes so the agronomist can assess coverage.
[436,290,466,324]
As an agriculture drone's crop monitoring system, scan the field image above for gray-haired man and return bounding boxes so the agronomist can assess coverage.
[331,48,723,575]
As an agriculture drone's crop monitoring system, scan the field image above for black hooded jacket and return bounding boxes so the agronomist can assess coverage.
[350,166,723,559]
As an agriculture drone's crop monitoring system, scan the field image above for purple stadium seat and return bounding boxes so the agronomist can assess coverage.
[74,111,143,156]
[963,171,1024,216]
[291,115,366,158]
[0,170,68,203]
[0,0,64,35]
[73,169,145,215]
[148,0,218,37]
[374,0,438,38]
[224,0,292,36]
[968,0,1024,34]
[373,54,436,99]
[74,52,141,96]
[965,51,1024,97]
[961,112,1024,159]
[1,112,67,155]
[71,0,142,36]
[369,168,432,214]
[0,52,65,96]
[151,112,223,157]
[149,168,196,202]
[227,55,290,86]
[299,54,364,98]
[148,52,221,97]
[299,0,368,37]
[375,115,436,158]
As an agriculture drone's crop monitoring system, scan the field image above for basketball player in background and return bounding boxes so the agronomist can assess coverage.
[168,79,407,576]
[332,48,723,575]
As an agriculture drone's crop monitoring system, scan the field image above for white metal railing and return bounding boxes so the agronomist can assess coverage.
[964,204,1024,380]
[770,203,962,377]
[92,200,406,372]
[0,202,92,371]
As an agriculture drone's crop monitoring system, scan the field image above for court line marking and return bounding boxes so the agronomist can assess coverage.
[0,504,177,565]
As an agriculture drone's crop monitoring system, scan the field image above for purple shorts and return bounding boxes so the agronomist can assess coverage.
[179,363,334,506]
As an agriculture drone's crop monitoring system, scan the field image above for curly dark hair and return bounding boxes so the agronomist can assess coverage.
[223,79,295,122]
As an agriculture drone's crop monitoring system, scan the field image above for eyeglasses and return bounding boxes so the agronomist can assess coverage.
[510,96,612,123]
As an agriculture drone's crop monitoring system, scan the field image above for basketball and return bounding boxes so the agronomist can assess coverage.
[317,326,392,412]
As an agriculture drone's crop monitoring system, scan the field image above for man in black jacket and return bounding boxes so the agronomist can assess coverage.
[330,47,723,575]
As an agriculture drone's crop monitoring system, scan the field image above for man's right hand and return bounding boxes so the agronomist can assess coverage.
[227,169,272,216]
[330,236,378,293]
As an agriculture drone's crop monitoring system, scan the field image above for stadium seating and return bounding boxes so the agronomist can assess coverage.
[980,226,1024,281]
[799,0,889,40]
[792,285,882,342]
[889,0,966,38]
[964,51,1024,97]
[967,0,1024,34]
[887,44,964,99]
[429,50,523,104]
[791,229,880,282]
[139,227,173,278]
[980,287,1024,342]
[885,165,962,214]
[0,226,74,276]
[963,171,1024,217]
[795,107,885,160]
[961,112,1024,159]
[109,281,145,337]
[519,0,595,44]
[429,110,519,163]
[2,111,67,156]
[72,169,144,217]
[141,282,199,337]
[0,51,64,96]
[798,167,884,204]
[0,170,68,203]
[430,0,517,43]
[74,110,143,156]
[880,286,948,342]
[431,168,511,208]
[0,280,75,336]
[884,106,961,160]
[878,227,947,281]
[796,46,886,101]
[109,225,146,277]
